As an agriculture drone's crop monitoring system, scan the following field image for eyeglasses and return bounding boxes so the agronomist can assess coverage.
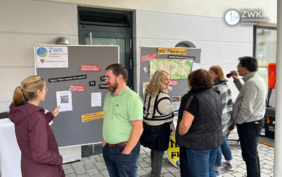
[45,87,48,92]
[236,65,243,69]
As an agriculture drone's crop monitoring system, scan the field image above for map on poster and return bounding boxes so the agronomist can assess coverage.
[150,59,193,79]
[36,46,68,68]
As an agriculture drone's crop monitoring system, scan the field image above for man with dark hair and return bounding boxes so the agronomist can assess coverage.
[102,63,143,177]
[231,56,266,177]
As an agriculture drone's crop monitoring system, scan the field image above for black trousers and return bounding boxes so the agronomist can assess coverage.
[237,118,264,177]
[180,147,193,177]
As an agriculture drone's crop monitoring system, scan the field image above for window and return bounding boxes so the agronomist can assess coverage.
[254,26,277,89]
[175,41,196,48]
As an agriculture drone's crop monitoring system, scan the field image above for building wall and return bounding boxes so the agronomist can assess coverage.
[133,10,253,99]
[0,0,78,112]
[0,0,277,111]
[0,0,277,167]
[50,0,277,24]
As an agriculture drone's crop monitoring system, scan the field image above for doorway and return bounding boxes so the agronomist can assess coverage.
[78,7,133,157]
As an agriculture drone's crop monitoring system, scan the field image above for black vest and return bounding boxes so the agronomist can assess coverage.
[176,89,224,150]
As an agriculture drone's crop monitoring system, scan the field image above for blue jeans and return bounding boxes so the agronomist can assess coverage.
[103,141,140,177]
[186,147,218,177]
[180,147,193,177]
[215,136,232,167]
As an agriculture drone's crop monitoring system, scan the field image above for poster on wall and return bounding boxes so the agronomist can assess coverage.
[36,46,68,68]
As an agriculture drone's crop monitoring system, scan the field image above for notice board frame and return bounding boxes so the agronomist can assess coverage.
[34,45,119,148]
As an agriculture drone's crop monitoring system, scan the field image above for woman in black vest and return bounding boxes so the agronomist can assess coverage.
[176,69,224,177]
[141,69,174,177]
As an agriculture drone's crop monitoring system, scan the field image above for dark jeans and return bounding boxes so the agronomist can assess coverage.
[237,118,264,177]
[180,147,193,177]
[186,147,218,177]
[103,141,140,177]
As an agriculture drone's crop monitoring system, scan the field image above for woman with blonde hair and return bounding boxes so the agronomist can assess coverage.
[8,75,64,177]
[209,66,234,177]
[141,69,174,177]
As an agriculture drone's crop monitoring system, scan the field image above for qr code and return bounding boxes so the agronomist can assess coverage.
[60,95,69,104]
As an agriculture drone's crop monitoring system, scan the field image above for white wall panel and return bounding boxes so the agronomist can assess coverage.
[0,1,77,35]
[0,68,35,101]
[0,33,78,66]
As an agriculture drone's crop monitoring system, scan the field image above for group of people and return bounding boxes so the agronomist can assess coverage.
[8,56,266,177]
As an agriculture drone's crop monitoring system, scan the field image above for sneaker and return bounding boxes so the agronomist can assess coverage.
[216,171,222,177]
[223,161,235,171]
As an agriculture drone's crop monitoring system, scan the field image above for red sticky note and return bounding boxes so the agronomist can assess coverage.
[169,80,178,86]
[81,64,101,71]
[70,85,85,92]
[141,53,157,62]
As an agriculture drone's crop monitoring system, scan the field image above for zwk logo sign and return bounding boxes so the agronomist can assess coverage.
[225,10,267,26]
[225,10,240,25]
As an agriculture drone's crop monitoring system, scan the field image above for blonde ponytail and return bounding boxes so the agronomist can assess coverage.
[12,75,45,106]
[12,86,24,106]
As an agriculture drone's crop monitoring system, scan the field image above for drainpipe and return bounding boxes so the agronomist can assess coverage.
[274,1,282,176]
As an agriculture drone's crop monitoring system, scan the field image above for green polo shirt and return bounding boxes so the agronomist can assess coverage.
[103,86,143,144]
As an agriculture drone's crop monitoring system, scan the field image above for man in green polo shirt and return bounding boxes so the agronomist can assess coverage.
[102,63,143,177]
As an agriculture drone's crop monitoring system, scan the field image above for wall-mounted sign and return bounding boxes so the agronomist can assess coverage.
[168,55,195,60]
[81,64,101,71]
[141,53,157,62]
[89,81,96,86]
[158,48,187,55]
[69,85,85,92]
[100,76,106,81]
[99,84,108,89]
[36,46,68,68]
[48,74,87,83]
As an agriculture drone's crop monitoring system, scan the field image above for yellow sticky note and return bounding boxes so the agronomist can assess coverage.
[81,111,104,123]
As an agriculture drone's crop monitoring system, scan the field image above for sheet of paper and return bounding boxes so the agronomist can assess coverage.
[192,63,200,71]
[56,90,73,112]
[91,92,101,107]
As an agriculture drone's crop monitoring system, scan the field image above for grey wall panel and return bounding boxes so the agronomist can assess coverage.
[37,45,119,147]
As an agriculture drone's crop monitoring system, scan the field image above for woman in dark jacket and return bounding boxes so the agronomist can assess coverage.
[8,75,64,177]
[209,66,234,177]
[176,69,224,177]
[141,69,174,177]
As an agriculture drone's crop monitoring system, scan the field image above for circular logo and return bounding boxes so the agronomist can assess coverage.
[36,47,47,57]
[225,10,240,25]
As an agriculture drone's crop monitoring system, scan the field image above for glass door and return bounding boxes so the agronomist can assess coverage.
[80,31,132,88]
